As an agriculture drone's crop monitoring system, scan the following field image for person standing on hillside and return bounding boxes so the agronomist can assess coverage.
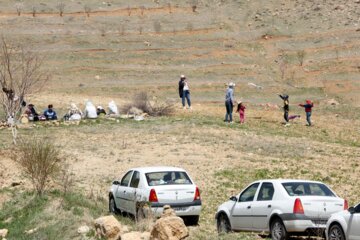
[182,78,191,109]
[299,100,314,126]
[224,82,235,123]
[178,75,185,107]
[236,101,246,124]
[279,94,290,125]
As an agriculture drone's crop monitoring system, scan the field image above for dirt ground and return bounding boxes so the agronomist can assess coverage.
[0,0,360,239]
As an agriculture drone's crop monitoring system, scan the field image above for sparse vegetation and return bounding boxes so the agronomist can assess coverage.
[12,138,63,196]
[84,4,91,17]
[15,3,23,16]
[56,2,65,17]
[297,50,306,66]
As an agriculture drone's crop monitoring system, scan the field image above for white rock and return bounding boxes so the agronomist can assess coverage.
[77,225,90,235]
[0,229,8,238]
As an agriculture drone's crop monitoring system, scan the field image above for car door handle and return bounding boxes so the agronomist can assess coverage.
[247,206,251,209]
[268,205,272,208]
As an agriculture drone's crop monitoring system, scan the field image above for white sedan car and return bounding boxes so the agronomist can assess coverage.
[109,166,201,225]
[326,203,360,240]
[215,179,347,240]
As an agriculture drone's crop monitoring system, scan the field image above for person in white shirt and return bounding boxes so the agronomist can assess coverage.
[182,78,191,109]
[84,100,97,119]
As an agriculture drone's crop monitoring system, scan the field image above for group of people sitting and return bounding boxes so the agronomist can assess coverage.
[24,100,120,122]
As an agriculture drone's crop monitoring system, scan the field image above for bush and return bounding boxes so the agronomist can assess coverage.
[12,138,63,196]
[122,92,174,117]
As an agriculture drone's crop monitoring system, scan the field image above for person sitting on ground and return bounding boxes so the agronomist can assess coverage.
[278,94,290,125]
[24,104,39,121]
[299,100,314,126]
[43,104,58,120]
[64,103,83,121]
[236,101,246,124]
[84,100,97,119]
[108,100,119,116]
[97,106,106,116]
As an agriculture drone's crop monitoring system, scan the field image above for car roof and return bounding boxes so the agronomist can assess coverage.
[255,179,325,184]
[129,166,187,173]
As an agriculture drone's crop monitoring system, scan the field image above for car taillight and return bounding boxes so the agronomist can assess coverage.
[344,199,348,210]
[194,187,201,201]
[293,198,304,214]
[149,189,158,202]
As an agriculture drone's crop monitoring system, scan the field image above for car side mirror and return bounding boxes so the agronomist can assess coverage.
[348,207,355,214]
[112,180,120,185]
[229,196,238,202]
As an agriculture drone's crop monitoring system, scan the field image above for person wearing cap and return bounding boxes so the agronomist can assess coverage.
[44,104,58,120]
[279,94,290,125]
[179,75,191,109]
[299,100,314,126]
[224,82,235,123]
[97,106,107,116]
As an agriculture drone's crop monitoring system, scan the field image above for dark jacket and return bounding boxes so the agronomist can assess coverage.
[279,95,289,112]
[44,109,57,120]
[178,79,185,98]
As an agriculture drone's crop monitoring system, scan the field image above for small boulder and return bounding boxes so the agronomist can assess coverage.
[0,229,8,238]
[94,215,122,240]
[77,225,90,235]
[327,99,339,106]
[150,206,188,240]
[121,231,144,240]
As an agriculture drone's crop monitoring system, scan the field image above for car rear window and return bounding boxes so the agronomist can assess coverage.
[282,182,335,197]
[145,171,192,186]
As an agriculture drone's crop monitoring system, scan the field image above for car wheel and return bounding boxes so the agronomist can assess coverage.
[109,196,120,214]
[271,218,289,240]
[217,213,231,233]
[329,224,346,240]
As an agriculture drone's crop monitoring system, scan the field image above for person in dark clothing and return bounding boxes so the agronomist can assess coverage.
[178,75,185,104]
[279,94,290,125]
[299,100,314,126]
[43,104,58,120]
[25,104,39,121]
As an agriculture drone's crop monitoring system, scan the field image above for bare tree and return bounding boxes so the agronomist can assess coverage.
[32,6,37,17]
[127,5,132,16]
[140,5,145,16]
[297,50,306,66]
[191,0,198,12]
[15,3,23,16]
[56,2,65,17]
[84,4,91,17]
[153,20,162,34]
[0,38,49,144]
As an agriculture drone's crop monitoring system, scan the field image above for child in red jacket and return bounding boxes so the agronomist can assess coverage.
[299,100,313,126]
[236,101,246,124]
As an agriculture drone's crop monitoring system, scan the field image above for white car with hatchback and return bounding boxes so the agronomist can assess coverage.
[215,179,347,240]
[326,202,360,240]
[109,166,201,225]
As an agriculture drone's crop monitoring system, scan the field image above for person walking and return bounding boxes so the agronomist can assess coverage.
[224,82,235,123]
[182,78,191,109]
[279,94,290,125]
[299,100,313,126]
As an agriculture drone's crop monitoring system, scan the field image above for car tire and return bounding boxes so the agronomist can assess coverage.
[271,218,289,240]
[217,213,231,234]
[328,224,346,240]
[109,196,120,214]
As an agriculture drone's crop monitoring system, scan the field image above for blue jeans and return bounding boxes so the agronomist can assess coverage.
[306,112,312,125]
[225,101,233,122]
[182,90,191,107]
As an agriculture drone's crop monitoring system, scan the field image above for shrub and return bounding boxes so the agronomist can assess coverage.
[56,2,65,17]
[12,138,63,196]
[122,92,174,116]
[297,50,306,66]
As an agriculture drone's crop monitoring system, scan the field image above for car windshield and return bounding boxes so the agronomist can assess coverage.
[282,182,335,197]
[145,171,192,186]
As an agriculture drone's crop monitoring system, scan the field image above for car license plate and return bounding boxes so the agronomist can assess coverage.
[173,207,187,212]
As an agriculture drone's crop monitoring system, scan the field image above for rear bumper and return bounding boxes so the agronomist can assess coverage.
[150,200,202,217]
[281,214,327,233]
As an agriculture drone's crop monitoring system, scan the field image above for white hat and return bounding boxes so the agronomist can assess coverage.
[180,75,186,79]
[229,82,235,87]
